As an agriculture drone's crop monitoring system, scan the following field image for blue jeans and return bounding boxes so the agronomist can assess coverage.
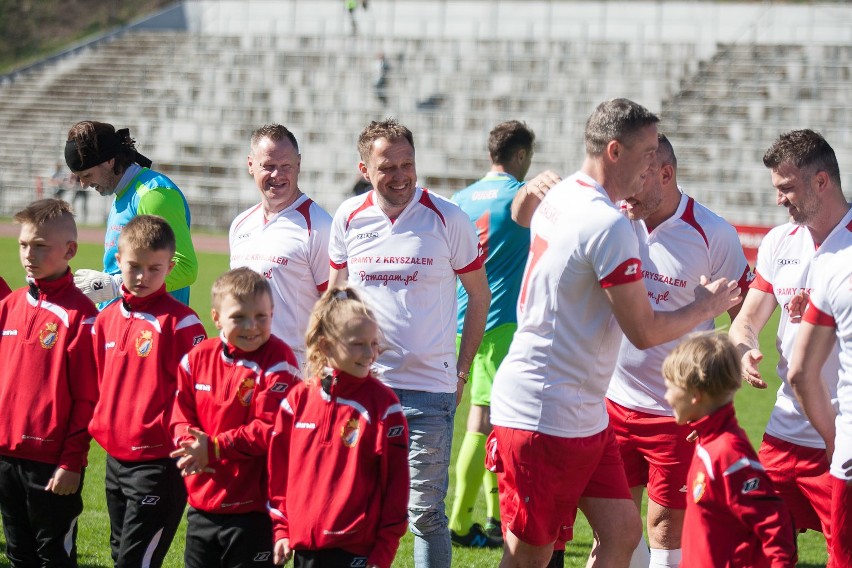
[393,389,456,568]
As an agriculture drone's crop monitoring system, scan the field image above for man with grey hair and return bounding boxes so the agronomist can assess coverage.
[229,124,332,364]
[489,99,742,568]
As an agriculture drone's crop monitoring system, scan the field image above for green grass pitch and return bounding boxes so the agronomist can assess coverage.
[0,236,828,566]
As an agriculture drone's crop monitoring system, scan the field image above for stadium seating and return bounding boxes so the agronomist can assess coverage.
[0,1,850,229]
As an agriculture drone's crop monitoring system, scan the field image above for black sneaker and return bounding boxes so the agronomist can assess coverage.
[450,523,503,549]
[484,517,503,542]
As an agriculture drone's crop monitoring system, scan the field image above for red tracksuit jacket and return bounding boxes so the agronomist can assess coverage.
[170,335,301,514]
[90,285,206,461]
[682,403,797,567]
[0,271,98,472]
[267,370,409,568]
[0,277,11,301]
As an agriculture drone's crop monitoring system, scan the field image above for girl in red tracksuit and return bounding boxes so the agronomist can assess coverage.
[662,333,797,568]
[267,287,409,568]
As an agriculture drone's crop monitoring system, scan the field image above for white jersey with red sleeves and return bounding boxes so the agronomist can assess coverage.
[328,187,483,393]
[802,214,852,479]
[750,208,852,448]
[490,171,643,438]
[229,193,331,363]
[607,192,752,415]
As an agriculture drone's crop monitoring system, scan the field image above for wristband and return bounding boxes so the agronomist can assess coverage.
[456,371,469,384]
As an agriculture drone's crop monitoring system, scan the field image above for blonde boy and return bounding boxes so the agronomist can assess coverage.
[0,199,98,567]
[89,215,207,567]
[663,334,796,567]
[170,268,300,568]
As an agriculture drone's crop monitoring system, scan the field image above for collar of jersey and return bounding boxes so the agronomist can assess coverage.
[689,402,736,440]
[28,269,74,298]
[120,283,167,311]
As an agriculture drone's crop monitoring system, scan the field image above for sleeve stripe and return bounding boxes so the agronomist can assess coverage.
[803,304,836,327]
[176,314,203,330]
[599,258,643,288]
[723,457,765,476]
[750,270,773,293]
[382,403,404,420]
[454,256,484,275]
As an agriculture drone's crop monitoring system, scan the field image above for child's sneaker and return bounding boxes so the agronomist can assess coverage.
[450,523,503,549]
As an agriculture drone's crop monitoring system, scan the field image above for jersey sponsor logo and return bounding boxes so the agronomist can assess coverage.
[269,382,289,393]
[648,290,671,305]
[472,189,498,200]
[237,378,256,406]
[692,471,706,503]
[39,323,58,349]
[253,552,271,562]
[21,434,53,442]
[356,231,379,240]
[195,383,212,392]
[136,330,153,357]
[643,270,686,288]
[341,418,360,447]
[387,425,405,438]
[741,477,761,494]
[263,268,273,279]
[234,232,251,241]
[358,270,419,286]
[105,341,116,350]
[777,258,800,266]
[141,495,160,505]
[193,335,204,346]
[679,485,688,493]
[2,329,17,336]
[295,422,316,429]
[349,558,368,568]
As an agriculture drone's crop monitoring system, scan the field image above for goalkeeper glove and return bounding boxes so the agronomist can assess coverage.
[74,269,122,304]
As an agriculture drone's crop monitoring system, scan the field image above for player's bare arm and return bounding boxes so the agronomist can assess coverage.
[788,321,837,460]
[456,267,490,407]
[606,275,740,350]
[510,170,561,228]
[729,289,778,389]
[328,265,349,290]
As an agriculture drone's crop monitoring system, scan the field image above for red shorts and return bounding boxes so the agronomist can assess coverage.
[832,476,852,568]
[488,425,631,547]
[606,399,693,509]
[759,434,832,536]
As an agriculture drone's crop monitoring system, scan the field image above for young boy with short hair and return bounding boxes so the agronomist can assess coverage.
[663,333,797,568]
[169,267,301,568]
[89,214,207,567]
[0,198,98,567]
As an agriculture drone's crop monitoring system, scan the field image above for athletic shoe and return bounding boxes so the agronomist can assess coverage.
[484,517,503,542]
[450,523,503,549]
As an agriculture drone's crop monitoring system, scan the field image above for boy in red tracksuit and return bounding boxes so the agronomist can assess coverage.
[89,215,207,568]
[0,199,98,567]
[267,287,409,568]
[662,333,797,568]
[169,267,301,568]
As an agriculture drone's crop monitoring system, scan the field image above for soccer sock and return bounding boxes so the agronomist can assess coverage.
[649,548,681,568]
[482,468,500,522]
[628,535,651,568]
[448,431,487,534]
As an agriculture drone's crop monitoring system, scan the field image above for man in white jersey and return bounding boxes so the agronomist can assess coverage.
[488,98,741,568]
[729,130,848,563]
[790,233,852,568]
[327,119,490,568]
[605,133,752,568]
[229,124,331,364]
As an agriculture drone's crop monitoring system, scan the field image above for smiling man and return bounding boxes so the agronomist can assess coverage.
[729,129,851,561]
[64,121,197,306]
[228,124,331,364]
[328,119,491,568]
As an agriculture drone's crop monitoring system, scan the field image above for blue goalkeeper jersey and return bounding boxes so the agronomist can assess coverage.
[451,172,530,333]
[103,164,197,305]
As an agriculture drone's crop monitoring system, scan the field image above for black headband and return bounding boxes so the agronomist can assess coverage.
[64,128,152,171]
